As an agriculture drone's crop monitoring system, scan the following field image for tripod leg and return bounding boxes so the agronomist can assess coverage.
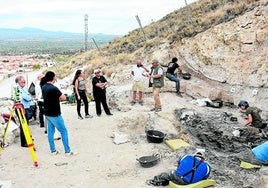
[0,108,16,151]
[16,106,38,167]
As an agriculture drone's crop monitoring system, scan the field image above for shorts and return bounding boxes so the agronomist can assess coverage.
[132,81,144,92]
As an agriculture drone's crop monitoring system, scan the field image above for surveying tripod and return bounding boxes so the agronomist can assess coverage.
[0,103,38,167]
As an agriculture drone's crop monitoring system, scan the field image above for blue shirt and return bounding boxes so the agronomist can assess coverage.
[18,86,32,109]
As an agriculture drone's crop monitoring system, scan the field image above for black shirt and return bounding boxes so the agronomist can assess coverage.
[166,62,179,75]
[92,76,107,96]
[42,83,62,116]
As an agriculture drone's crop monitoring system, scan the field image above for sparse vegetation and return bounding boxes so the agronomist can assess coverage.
[2,0,265,81]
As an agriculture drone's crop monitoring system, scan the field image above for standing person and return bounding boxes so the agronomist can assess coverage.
[72,69,93,120]
[130,59,149,106]
[166,57,183,97]
[145,59,164,112]
[92,69,113,116]
[15,75,34,147]
[39,75,61,139]
[238,100,266,129]
[42,71,76,156]
[15,76,34,120]
[35,73,45,128]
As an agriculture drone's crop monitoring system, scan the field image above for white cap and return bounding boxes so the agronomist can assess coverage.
[194,148,205,159]
[94,69,100,74]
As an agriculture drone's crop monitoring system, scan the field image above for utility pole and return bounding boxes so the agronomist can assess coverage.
[84,14,88,51]
[92,38,104,57]
[184,0,192,22]
[135,15,146,42]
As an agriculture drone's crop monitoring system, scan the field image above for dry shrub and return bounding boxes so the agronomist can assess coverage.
[83,67,92,77]
[104,68,115,78]
[115,53,131,64]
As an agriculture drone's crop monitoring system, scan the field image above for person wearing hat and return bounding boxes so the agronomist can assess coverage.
[166,57,183,97]
[147,152,211,186]
[145,59,164,112]
[238,100,266,129]
[92,69,113,116]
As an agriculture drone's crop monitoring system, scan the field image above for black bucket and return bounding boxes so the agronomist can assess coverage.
[146,130,165,143]
[136,154,161,168]
[181,73,191,80]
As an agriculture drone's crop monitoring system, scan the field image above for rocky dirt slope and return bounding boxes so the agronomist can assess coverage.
[147,2,268,112]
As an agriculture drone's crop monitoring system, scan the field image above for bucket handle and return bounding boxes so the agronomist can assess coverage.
[153,153,161,161]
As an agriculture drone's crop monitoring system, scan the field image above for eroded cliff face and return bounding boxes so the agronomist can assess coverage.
[151,3,268,111]
[179,4,267,86]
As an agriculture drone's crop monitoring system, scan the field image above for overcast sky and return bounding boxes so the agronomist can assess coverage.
[0,0,198,35]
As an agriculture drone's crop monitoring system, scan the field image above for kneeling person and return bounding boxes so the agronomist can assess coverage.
[148,152,211,186]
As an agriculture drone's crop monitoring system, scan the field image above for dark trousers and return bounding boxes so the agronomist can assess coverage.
[252,122,267,129]
[94,92,110,115]
[75,91,89,116]
[149,171,187,186]
[17,108,30,147]
[169,171,188,185]
[37,101,45,127]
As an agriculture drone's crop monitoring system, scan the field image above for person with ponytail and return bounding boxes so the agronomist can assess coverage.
[42,71,77,156]
[72,69,93,120]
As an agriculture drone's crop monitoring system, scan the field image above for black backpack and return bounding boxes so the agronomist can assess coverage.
[28,82,35,95]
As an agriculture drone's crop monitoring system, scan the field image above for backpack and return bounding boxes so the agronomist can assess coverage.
[28,82,35,96]
[176,154,211,184]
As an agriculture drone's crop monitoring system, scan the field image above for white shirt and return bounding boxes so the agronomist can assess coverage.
[131,65,146,81]
[35,80,43,102]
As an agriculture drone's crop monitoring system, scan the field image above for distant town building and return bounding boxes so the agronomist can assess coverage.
[46,61,56,68]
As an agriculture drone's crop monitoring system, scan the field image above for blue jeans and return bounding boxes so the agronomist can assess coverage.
[166,73,180,92]
[45,115,71,153]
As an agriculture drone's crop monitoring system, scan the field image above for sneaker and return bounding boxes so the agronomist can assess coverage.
[78,115,83,120]
[107,113,113,116]
[85,114,93,118]
[155,108,162,112]
[130,101,136,106]
[51,150,59,155]
[150,107,156,111]
[65,151,78,156]
[138,101,144,106]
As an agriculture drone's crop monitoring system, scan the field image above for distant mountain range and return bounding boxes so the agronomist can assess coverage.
[0,27,120,55]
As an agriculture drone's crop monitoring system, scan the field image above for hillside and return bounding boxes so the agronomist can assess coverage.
[1,1,268,187]
[53,0,267,110]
